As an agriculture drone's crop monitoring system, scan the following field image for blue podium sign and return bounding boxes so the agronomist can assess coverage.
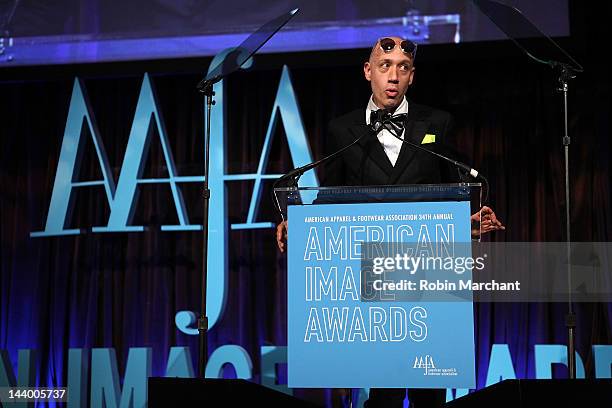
[287,200,475,388]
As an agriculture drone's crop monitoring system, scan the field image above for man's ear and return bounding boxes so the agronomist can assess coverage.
[408,67,415,86]
[364,62,371,81]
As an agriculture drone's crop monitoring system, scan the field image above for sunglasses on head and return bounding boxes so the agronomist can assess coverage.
[379,37,417,59]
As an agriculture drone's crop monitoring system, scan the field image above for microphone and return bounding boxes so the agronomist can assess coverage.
[273,126,381,190]
[379,118,490,202]
[272,125,379,218]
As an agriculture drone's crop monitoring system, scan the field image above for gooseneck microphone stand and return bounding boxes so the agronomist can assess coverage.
[272,129,373,218]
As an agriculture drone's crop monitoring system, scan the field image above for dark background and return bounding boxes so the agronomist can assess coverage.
[1,0,610,406]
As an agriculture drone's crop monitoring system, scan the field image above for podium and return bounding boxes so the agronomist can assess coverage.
[274,183,482,390]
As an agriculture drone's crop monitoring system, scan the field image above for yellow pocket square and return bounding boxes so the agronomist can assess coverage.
[421,134,436,144]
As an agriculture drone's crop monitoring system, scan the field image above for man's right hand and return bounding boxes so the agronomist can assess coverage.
[276,221,288,252]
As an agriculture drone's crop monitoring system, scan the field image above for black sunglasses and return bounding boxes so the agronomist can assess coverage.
[379,37,417,59]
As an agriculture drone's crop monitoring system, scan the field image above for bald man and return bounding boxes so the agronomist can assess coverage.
[277,37,502,250]
[276,37,503,407]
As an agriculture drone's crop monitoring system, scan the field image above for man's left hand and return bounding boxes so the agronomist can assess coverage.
[471,205,505,238]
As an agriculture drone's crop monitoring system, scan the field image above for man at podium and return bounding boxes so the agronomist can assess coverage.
[277,36,504,407]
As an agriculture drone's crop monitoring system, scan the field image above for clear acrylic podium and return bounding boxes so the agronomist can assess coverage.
[274,183,480,389]
[274,183,484,240]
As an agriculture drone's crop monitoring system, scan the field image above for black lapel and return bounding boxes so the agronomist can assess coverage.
[351,124,394,177]
[388,112,429,184]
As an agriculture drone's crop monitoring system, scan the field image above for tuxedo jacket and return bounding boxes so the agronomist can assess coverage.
[320,102,463,187]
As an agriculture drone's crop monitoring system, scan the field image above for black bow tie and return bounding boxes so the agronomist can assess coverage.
[370,110,407,135]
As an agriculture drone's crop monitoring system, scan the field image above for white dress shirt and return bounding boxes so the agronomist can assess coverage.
[365,96,408,166]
